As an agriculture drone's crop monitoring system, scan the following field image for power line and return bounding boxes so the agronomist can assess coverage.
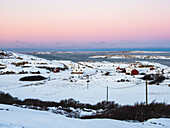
[96,82,144,90]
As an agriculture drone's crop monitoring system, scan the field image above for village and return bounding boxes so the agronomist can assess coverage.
[1,0,170,126]
[0,50,170,128]
[0,50,170,105]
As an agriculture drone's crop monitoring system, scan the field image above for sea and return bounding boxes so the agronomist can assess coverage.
[17,48,170,67]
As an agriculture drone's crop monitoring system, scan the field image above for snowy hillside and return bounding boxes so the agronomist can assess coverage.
[0,104,170,128]
[0,50,170,128]
[0,50,170,105]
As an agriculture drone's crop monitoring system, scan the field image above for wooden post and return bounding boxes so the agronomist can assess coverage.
[106,86,108,103]
[146,79,148,105]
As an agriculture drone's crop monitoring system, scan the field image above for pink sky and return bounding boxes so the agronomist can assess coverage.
[0,0,170,49]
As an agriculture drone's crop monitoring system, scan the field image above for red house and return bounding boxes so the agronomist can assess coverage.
[131,69,139,75]
[116,67,126,73]
[116,67,121,70]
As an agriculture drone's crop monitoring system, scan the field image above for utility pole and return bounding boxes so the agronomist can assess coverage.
[87,80,89,89]
[146,79,148,105]
[106,86,108,103]
[86,75,90,89]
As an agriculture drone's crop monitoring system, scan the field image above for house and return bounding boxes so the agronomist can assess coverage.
[125,66,133,75]
[116,67,121,72]
[68,63,74,69]
[150,67,155,70]
[116,67,126,73]
[125,65,139,75]
[71,65,83,74]
[131,69,139,75]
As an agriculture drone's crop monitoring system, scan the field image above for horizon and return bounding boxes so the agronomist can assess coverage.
[0,0,170,49]
[2,47,170,52]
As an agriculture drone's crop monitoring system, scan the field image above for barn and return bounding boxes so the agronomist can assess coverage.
[131,69,139,75]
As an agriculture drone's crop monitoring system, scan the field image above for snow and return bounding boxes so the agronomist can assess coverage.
[89,55,170,60]
[0,104,170,128]
[0,52,170,105]
[0,50,170,127]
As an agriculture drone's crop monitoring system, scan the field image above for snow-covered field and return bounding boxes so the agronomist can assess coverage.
[0,104,170,128]
[0,50,170,127]
[0,50,170,104]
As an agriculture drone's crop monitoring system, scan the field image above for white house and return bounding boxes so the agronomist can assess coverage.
[67,63,75,69]
[125,65,134,75]
[71,65,83,74]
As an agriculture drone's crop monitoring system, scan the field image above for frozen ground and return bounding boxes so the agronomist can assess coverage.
[0,51,170,105]
[0,104,170,128]
[0,50,170,128]
[1,70,170,105]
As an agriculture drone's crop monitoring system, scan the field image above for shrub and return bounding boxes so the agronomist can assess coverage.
[0,91,21,105]
[11,61,29,66]
[19,75,47,81]
[81,101,170,122]
[1,91,170,122]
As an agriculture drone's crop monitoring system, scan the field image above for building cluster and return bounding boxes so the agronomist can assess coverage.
[116,64,159,76]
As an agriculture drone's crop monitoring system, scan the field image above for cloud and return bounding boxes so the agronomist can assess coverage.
[0,39,170,51]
